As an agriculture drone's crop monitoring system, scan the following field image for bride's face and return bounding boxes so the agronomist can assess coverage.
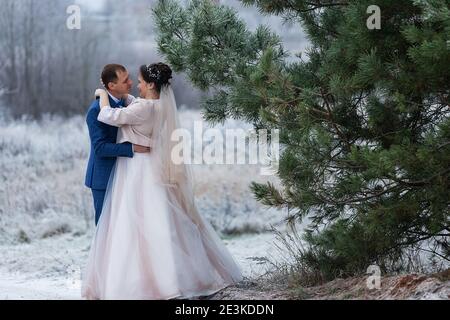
[137,74,147,98]
[137,74,155,98]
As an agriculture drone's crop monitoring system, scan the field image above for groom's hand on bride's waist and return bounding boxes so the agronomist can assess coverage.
[132,144,151,153]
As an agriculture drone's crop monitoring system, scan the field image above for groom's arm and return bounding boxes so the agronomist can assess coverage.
[86,107,134,158]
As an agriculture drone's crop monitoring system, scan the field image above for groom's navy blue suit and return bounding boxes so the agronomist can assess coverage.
[85,96,133,225]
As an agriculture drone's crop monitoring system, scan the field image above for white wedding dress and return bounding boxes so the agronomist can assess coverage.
[81,87,243,300]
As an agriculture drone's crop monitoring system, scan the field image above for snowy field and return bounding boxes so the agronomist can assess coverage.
[0,232,285,299]
[0,109,291,299]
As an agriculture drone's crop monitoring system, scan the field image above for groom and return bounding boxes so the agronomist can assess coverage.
[85,63,150,225]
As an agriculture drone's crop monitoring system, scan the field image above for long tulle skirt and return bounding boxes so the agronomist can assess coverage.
[81,152,243,299]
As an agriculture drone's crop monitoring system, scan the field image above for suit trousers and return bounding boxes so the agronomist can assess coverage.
[91,189,106,226]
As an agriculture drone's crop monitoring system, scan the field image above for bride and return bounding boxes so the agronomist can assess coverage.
[81,62,243,300]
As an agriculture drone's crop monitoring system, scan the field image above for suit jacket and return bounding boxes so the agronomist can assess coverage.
[84,96,133,190]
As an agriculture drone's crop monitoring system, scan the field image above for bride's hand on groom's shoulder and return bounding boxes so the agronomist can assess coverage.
[95,88,107,98]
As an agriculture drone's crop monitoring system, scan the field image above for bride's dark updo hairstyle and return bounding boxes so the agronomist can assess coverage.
[139,62,172,93]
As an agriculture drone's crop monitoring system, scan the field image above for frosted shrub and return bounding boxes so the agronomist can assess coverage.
[0,110,285,244]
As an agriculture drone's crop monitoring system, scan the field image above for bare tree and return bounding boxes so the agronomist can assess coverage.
[0,0,202,117]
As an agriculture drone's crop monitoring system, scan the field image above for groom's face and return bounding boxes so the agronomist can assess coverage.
[109,70,133,98]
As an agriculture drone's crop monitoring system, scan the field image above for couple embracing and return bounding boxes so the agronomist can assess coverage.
[81,63,242,300]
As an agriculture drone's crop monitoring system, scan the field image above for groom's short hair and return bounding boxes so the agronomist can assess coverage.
[101,64,126,90]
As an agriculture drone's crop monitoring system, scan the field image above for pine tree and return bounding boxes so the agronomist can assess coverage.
[153,0,450,280]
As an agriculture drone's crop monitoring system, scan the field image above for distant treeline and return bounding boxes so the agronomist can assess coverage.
[0,0,202,118]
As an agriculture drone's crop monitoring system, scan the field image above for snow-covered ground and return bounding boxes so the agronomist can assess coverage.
[0,110,290,299]
[0,231,285,300]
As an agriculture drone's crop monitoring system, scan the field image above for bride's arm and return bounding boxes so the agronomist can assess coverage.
[95,89,147,127]
[95,88,111,110]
